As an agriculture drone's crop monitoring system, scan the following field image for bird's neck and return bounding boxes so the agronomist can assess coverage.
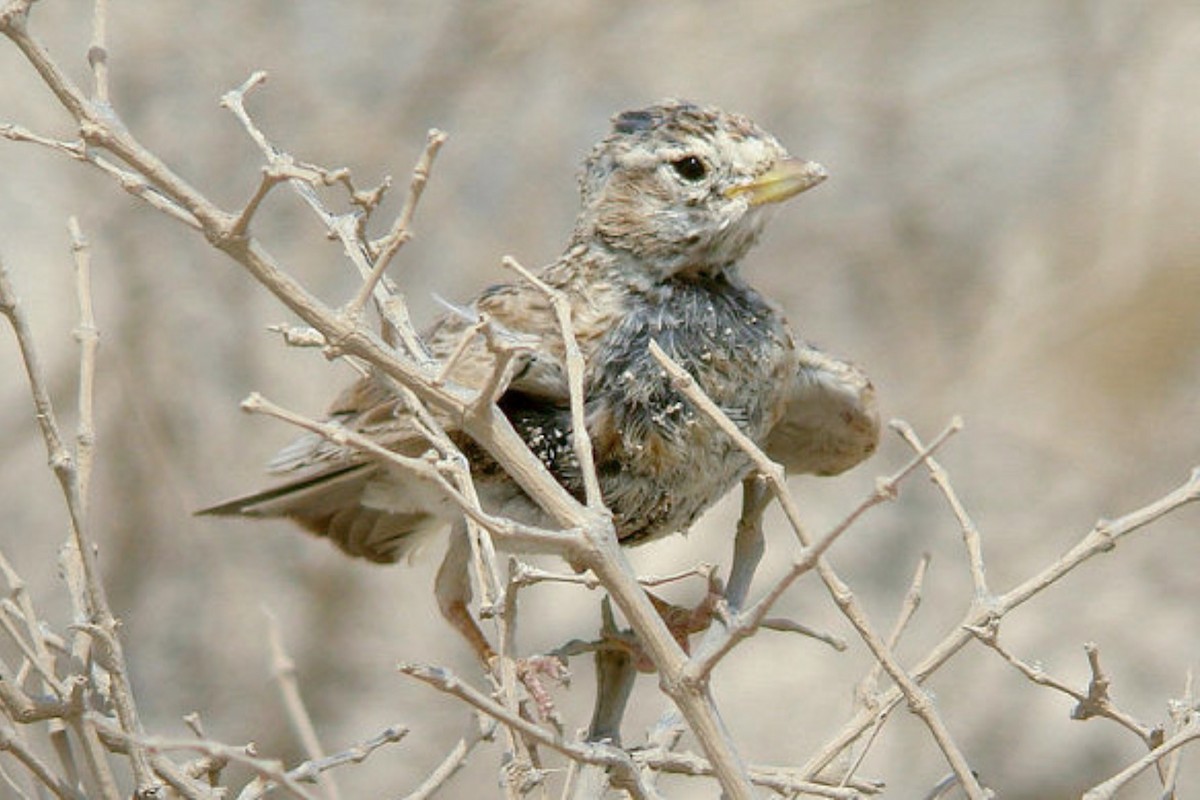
[556,237,740,293]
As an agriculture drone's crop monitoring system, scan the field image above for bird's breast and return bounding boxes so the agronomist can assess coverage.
[583,275,793,541]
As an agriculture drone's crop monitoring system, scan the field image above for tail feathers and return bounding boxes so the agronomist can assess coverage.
[196,464,369,518]
[197,464,440,564]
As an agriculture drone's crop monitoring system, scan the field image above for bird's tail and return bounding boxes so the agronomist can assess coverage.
[197,464,441,564]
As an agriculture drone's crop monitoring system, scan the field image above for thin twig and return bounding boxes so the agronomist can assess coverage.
[0,124,200,227]
[349,127,447,317]
[804,467,1200,780]
[398,663,655,800]
[266,323,326,347]
[466,317,533,414]
[636,748,880,798]
[86,0,110,105]
[857,554,932,707]
[496,556,548,778]
[502,255,603,509]
[0,259,71,486]
[966,633,1155,743]
[231,167,289,238]
[402,715,494,800]
[91,716,318,800]
[264,610,341,800]
[892,421,989,600]
[843,554,932,783]
[1082,714,1200,800]
[285,725,408,788]
[240,392,577,553]
[653,336,984,795]
[0,574,67,697]
[687,424,957,681]
[221,71,436,363]
[0,723,86,800]
[432,314,491,386]
[0,257,128,800]
[68,217,99,511]
[1159,669,1193,799]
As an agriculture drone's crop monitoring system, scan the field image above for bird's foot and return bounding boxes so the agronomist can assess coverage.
[598,579,726,672]
[490,653,570,726]
[647,575,725,655]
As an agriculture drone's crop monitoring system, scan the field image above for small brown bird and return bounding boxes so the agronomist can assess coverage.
[202,100,878,669]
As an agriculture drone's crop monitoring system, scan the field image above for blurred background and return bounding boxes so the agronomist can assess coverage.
[2,1,1199,797]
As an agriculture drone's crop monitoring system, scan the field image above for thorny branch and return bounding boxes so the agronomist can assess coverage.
[2,239,157,796]
[265,611,342,800]
[3,2,1200,798]
[652,343,990,798]
[398,663,657,800]
[803,455,1200,788]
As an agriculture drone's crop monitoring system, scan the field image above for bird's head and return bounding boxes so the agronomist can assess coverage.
[573,100,826,280]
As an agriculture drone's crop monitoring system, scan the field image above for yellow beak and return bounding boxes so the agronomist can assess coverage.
[725,158,827,206]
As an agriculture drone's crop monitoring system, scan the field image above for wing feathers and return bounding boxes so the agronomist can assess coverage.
[766,346,880,476]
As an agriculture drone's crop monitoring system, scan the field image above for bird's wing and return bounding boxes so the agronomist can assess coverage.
[198,276,574,563]
[427,280,571,403]
[267,276,571,478]
[765,343,880,476]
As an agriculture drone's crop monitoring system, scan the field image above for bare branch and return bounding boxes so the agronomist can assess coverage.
[265,611,341,800]
[502,255,603,508]
[0,125,200,227]
[86,0,110,104]
[231,167,289,238]
[686,421,958,681]
[402,715,494,800]
[893,420,989,600]
[91,716,319,800]
[635,748,881,798]
[804,467,1200,780]
[266,323,327,347]
[857,554,932,706]
[619,374,985,792]
[285,724,408,788]
[0,259,72,485]
[842,555,933,780]
[1160,670,1194,799]
[1082,714,1200,800]
[967,632,1156,743]
[0,722,85,800]
[240,392,578,553]
[349,128,448,318]
[398,663,656,799]
[68,217,99,511]
[0,608,68,699]
[0,256,134,798]
[219,71,274,154]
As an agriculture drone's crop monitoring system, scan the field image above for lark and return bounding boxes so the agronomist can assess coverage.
[202,100,879,673]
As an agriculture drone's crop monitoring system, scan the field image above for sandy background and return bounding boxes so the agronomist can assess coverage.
[3,1,1199,797]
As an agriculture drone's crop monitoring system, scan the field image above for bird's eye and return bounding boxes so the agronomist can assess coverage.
[670,155,708,182]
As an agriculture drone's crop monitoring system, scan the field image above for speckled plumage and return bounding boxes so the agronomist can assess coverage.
[202,99,879,568]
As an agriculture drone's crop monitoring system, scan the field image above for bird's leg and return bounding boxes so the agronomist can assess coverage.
[434,522,567,720]
[647,581,724,652]
[435,522,496,663]
[598,574,726,673]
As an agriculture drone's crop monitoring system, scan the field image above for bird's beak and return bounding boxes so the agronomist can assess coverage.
[726,158,828,206]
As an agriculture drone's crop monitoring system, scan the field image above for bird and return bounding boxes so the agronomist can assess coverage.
[200,99,879,677]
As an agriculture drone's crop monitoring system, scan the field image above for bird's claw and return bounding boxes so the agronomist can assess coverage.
[491,654,570,725]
